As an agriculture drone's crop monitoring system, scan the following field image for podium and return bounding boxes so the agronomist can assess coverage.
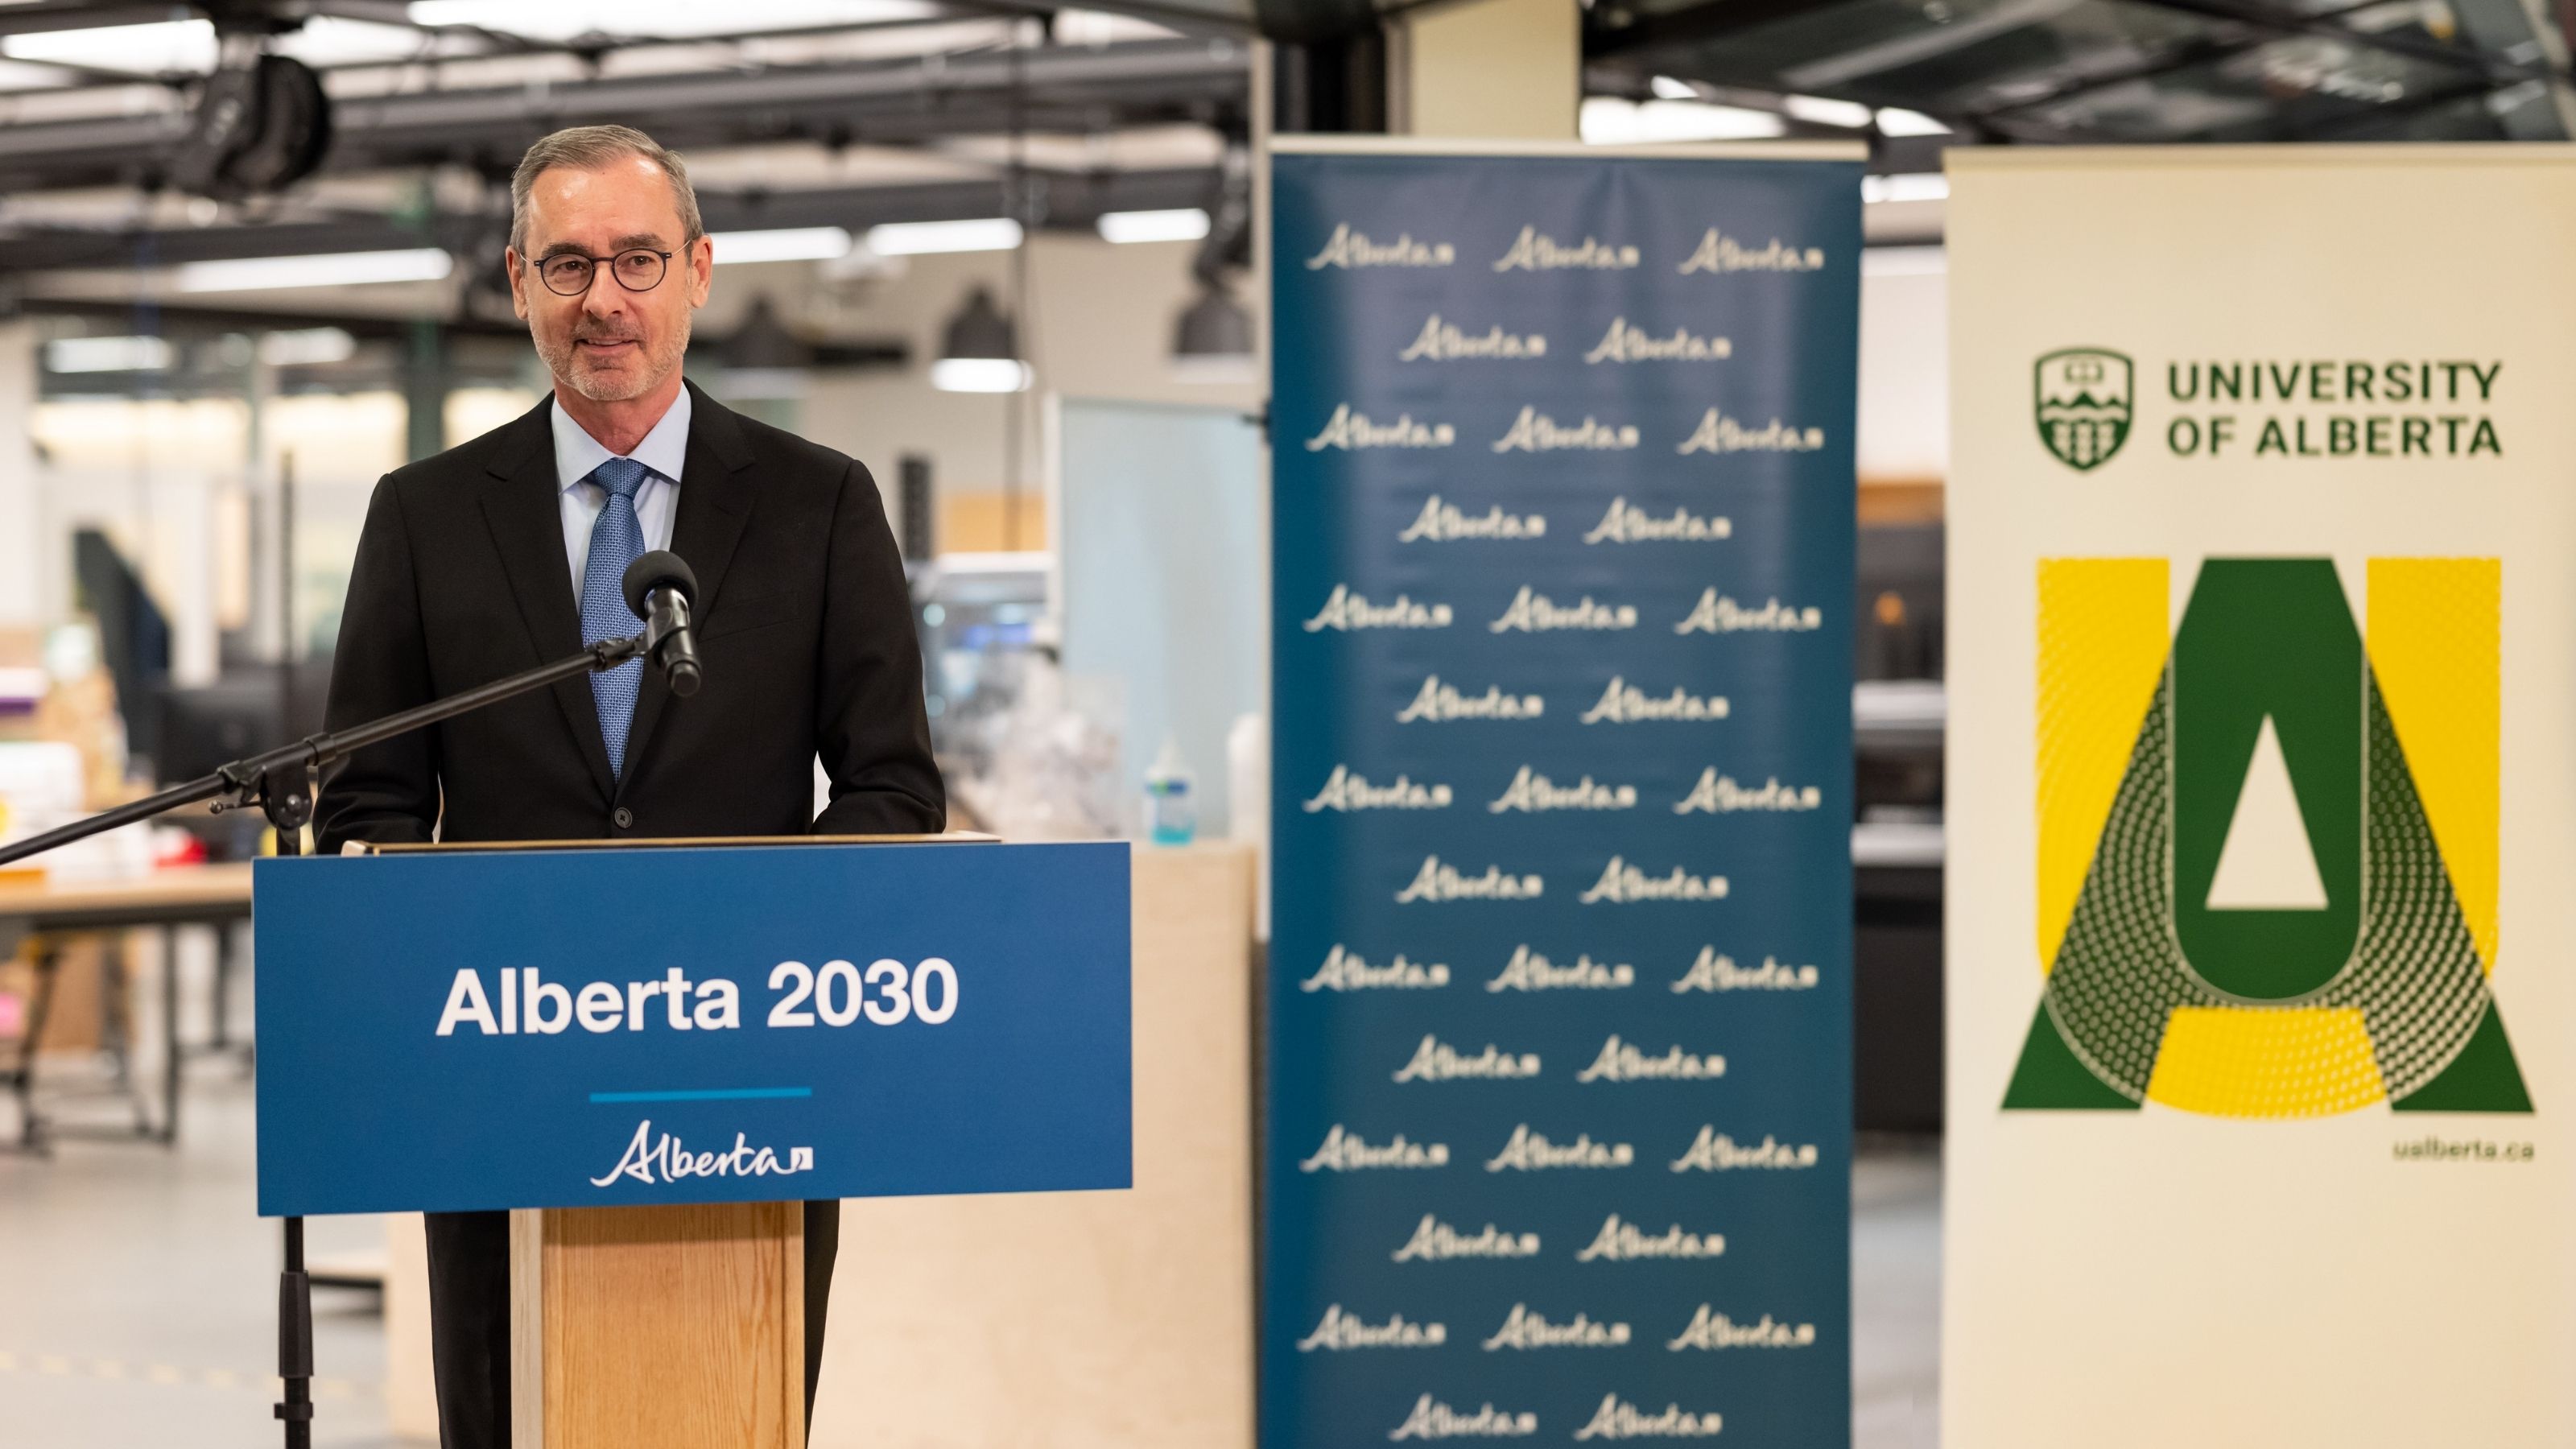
[254,837,1133,1449]
[510,1200,807,1447]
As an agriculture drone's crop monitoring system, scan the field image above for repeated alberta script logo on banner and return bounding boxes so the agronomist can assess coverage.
[1302,405,1830,456]
[1385,314,1748,366]
[1306,221,1827,277]
[1384,1393,1733,1443]
[1294,1121,1821,1175]
[1267,147,1857,1449]
[1298,1300,1818,1355]
[1295,943,1818,995]
[1303,593,1820,644]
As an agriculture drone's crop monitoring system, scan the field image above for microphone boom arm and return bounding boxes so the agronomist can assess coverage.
[0,630,649,869]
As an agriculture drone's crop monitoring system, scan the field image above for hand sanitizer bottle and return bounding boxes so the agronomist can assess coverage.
[1144,737,1196,846]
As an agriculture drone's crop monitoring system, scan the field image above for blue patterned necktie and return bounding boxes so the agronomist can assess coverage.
[580,456,650,780]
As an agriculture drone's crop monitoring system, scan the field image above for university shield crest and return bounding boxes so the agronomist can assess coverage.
[2034,348,2132,471]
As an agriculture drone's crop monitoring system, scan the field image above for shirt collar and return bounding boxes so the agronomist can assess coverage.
[551,385,693,494]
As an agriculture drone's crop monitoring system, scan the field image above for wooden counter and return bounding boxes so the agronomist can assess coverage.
[812,840,1255,1447]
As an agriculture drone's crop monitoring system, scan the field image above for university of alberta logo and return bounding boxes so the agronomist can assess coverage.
[2007,556,2531,1116]
[2034,347,2132,471]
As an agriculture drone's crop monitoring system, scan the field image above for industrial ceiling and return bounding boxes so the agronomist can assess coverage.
[0,0,2565,304]
[0,0,1250,288]
[1586,0,2576,145]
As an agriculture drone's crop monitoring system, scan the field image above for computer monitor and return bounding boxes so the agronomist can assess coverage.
[155,660,333,787]
[73,529,171,766]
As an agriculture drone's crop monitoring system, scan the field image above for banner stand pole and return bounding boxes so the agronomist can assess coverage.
[276,1213,312,1449]
[264,768,312,1449]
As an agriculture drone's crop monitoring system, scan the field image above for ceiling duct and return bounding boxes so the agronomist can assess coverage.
[1249,0,1388,44]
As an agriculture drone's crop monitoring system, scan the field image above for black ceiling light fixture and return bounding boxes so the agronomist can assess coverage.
[932,285,1030,394]
[718,295,818,400]
[1172,147,1254,384]
[1172,284,1253,384]
[169,22,333,202]
[456,213,518,324]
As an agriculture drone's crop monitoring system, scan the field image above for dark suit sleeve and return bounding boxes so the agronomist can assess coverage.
[314,477,440,852]
[811,459,947,836]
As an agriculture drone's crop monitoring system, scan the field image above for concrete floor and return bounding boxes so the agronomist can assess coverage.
[0,1067,391,1449]
[1854,1141,1942,1449]
[0,1070,1942,1449]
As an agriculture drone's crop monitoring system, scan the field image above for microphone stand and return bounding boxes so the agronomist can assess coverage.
[0,630,658,1449]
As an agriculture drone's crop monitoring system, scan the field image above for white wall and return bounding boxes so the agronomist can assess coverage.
[1858,246,1949,485]
[766,235,1257,502]
[32,391,403,663]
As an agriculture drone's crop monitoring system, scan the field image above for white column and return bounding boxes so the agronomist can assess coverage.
[1390,0,1579,141]
[152,470,220,687]
[0,321,44,630]
[245,352,285,662]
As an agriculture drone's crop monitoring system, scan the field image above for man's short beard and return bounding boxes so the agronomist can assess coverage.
[535,312,691,403]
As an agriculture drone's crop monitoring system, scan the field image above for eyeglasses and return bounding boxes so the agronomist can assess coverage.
[533,247,675,297]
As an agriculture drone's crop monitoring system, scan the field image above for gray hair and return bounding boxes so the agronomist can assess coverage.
[510,125,704,254]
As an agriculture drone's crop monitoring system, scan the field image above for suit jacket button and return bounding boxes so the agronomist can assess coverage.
[613,807,634,830]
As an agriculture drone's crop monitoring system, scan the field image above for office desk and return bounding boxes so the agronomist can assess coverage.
[0,864,254,1151]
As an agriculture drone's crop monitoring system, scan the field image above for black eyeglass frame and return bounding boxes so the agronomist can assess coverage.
[531,247,679,297]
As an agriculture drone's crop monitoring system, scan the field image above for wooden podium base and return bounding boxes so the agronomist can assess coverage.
[510,1203,805,1449]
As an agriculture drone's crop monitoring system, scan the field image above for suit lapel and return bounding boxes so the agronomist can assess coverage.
[621,383,756,794]
[478,398,618,803]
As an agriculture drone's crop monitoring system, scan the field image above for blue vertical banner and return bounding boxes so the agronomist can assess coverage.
[1263,140,1863,1447]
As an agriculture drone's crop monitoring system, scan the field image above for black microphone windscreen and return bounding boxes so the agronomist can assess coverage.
[621,550,699,617]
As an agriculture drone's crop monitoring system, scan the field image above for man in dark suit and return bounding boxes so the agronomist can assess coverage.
[315,124,942,1448]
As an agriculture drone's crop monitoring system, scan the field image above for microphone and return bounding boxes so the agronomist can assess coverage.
[620,551,702,698]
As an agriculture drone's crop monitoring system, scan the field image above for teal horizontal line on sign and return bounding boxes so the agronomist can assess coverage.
[587,1088,814,1104]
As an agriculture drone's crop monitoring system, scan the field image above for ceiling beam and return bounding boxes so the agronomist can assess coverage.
[21,294,535,341]
[1964,35,2256,131]
[0,4,199,39]
[945,0,1256,38]
[2140,0,2538,81]
[19,296,911,376]
[0,167,1220,273]
[0,37,1249,192]
[1583,0,1841,60]
[1586,0,2536,147]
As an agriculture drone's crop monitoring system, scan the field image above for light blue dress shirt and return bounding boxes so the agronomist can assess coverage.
[551,387,690,600]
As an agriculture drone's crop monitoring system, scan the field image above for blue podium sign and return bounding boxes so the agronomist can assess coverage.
[254,840,1131,1217]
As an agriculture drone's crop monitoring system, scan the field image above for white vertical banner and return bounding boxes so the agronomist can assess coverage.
[1944,146,2576,1447]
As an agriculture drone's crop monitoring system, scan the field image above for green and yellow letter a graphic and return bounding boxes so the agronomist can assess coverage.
[2006,557,2531,1117]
